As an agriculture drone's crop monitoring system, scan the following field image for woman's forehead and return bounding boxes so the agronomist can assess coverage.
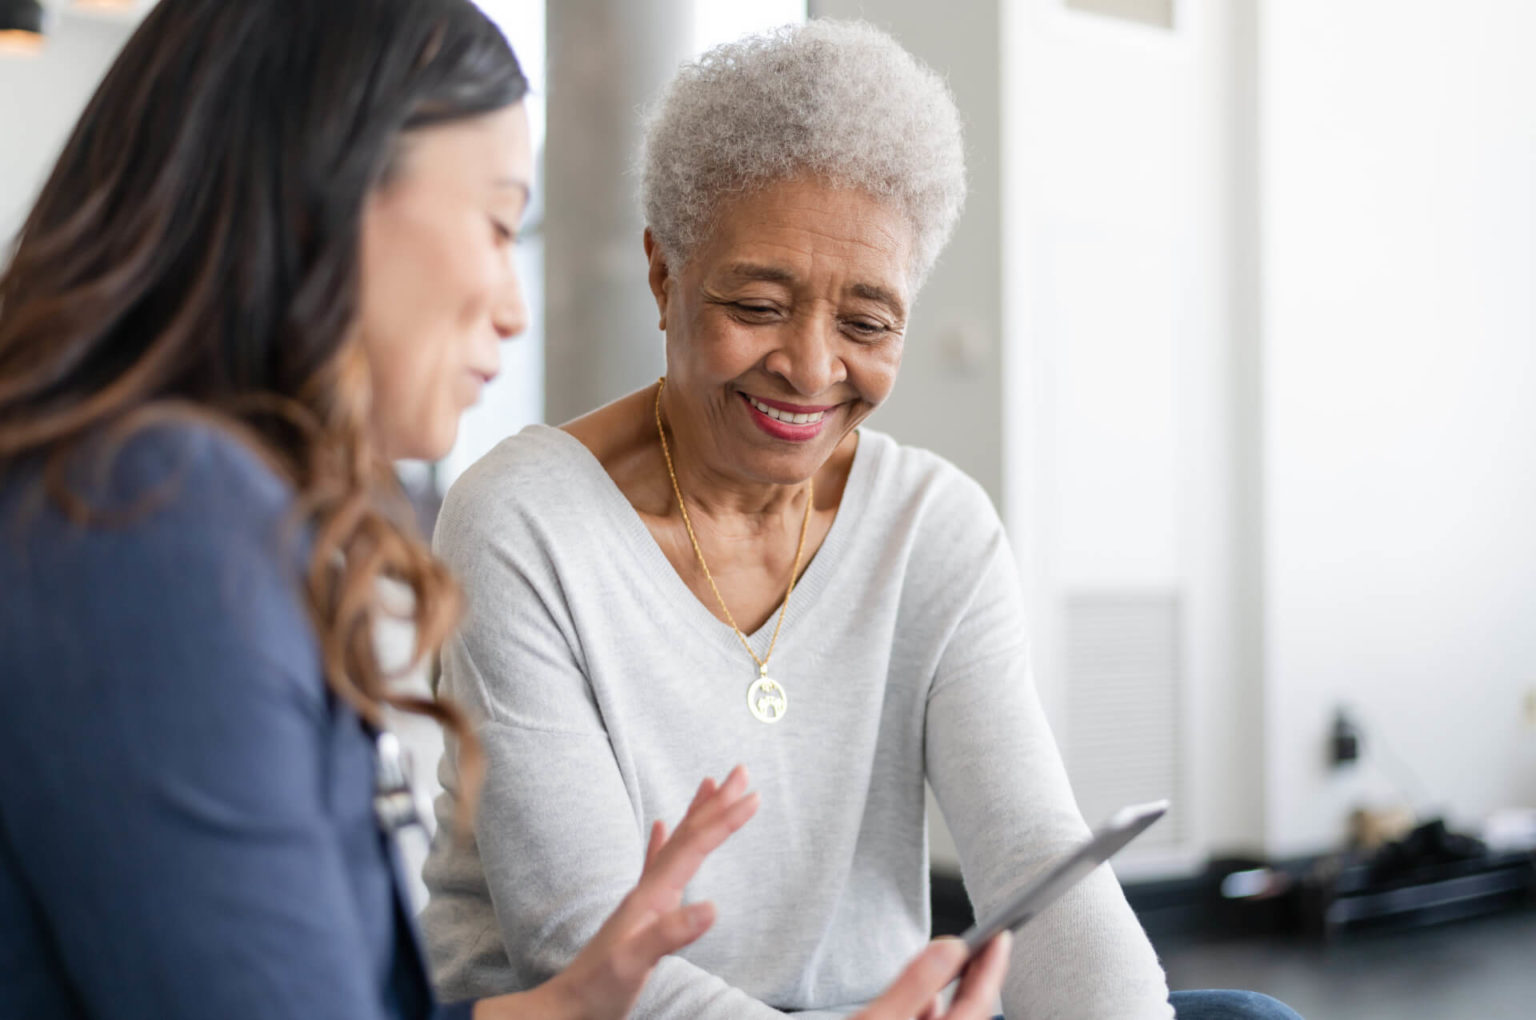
[695,179,914,295]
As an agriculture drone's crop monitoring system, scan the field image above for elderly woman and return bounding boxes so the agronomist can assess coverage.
[421,20,1297,1020]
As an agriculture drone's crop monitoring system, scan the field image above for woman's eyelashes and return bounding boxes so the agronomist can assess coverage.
[730,301,780,321]
[841,317,892,340]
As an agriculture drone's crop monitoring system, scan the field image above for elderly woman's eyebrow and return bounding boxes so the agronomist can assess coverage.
[721,261,797,284]
[721,264,904,310]
[850,282,906,318]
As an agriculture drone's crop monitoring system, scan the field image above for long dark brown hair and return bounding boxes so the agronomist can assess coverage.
[0,0,527,815]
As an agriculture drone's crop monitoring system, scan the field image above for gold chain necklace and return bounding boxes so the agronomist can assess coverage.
[654,378,813,724]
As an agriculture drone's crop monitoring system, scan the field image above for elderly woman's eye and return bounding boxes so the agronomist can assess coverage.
[732,302,778,317]
[845,319,890,338]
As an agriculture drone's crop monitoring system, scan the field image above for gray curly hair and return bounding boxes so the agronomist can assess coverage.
[639,19,967,288]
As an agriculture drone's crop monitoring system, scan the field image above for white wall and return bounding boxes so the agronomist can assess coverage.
[1002,0,1261,873]
[1258,0,1536,856]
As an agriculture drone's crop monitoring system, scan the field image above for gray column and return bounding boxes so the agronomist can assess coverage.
[543,0,694,424]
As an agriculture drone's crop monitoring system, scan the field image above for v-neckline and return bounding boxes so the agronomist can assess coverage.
[531,424,875,656]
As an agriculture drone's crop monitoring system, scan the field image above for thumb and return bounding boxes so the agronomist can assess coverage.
[856,940,968,1020]
[615,901,716,976]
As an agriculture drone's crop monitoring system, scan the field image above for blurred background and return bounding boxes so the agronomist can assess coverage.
[4,1,1534,1016]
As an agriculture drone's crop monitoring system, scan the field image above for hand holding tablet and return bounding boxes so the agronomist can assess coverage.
[837,800,1167,1019]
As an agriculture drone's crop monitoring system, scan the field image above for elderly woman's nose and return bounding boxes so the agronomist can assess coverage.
[766,316,847,394]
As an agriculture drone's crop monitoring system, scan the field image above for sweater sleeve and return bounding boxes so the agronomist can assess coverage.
[430,474,844,1020]
[922,486,1174,1020]
[0,429,417,1020]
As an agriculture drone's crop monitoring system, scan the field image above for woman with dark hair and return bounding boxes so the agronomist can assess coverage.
[0,1,766,1018]
[0,2,1010,1018]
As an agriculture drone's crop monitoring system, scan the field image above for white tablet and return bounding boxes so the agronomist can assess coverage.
[959,800,1169,955]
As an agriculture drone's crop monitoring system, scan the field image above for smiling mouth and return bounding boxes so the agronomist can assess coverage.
[744,394,832,425]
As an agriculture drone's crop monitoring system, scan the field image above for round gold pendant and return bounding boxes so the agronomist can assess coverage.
[747,675,787,724]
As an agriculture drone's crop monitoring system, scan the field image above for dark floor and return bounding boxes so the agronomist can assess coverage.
[1156,908,1536,1020]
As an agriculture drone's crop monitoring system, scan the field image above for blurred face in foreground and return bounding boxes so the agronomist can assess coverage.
[357,102,534,461]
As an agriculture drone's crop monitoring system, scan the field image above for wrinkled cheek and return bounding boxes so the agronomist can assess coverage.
[670,312,750,377]
[859,349,904,407]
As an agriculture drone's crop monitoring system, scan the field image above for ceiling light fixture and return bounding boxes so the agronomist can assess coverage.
[0,0,45,56]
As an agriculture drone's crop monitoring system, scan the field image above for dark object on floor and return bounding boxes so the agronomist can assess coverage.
[1302,820,1535,940]
[1363,818,1485,883]
[931,856,1310,942]
[932,823,1536,944]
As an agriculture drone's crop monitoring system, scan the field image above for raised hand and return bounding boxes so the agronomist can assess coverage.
[476,765,759,1020]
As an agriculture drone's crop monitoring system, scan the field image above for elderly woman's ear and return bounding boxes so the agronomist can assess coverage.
[644,228,671,330]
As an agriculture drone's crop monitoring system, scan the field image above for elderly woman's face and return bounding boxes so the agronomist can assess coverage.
[650,177,912,486]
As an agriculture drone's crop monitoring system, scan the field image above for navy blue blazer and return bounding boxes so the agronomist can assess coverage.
[0,425,471,1020]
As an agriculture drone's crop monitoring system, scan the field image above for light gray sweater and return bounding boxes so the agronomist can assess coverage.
[420,425,1173,1019]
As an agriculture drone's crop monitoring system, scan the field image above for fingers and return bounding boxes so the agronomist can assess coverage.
[602,766,757,942]
[559,901,718,1020]
[855,939,969,1020]
[688,776,718,813]
[639,766,758,897]
[854,934,1012,1020]
[645,819,667,868]
[943,932,1011,1019]
[686,766,753,842]
[559,770,752,1020]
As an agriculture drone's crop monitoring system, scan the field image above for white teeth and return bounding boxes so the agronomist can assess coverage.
[748,395,826,425]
